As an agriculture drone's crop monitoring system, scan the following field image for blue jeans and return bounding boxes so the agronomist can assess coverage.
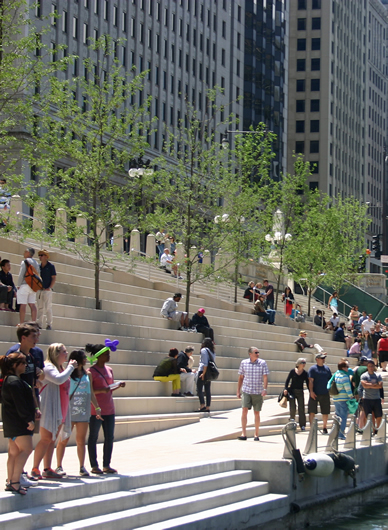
[334,401,348,439]
[88,414,115,469]
[265,299,274,310]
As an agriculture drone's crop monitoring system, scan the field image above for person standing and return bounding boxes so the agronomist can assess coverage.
[377,332,388,372]
[189,308,215,342]
[360,360,384,435]
[283,358,309,431]
[197,338,216,413]
[237,347,269,441]
[16,248,39,324]
[37,250,56,331]
[331,360,354,440]
[282,286,295,317]
[263,279,274,310]
[308,353,332,433]
[328,291,339,313]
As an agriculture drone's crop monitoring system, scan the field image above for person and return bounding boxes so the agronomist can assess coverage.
[0,353,36,495]
[237,347,269,441]
[362,314,375,334]
[243,281,256,302]
[351,356,369,431]
[348,338,362,360]
[360,330,374,360]
[282,286,295,317]
[294,331,314,353]
[189,308,215,342]
[155,230,167,258]
[153,348,182,396]
[160,248,181,278]
[87,342,125,474]
[358,310,368,327]
[0,259,15,310]
[177,346,196,396]
[55,349,102,477]
[262,279,274,310]
[160,292,190,330]
[197,338,216,413]
[313,309,326,328]
[283,358,309,431]
[330,359,353,440]
[329,313,340,331]
[334,323,352,350]
[360,360,384,435]
[349,306,360,330]
[377,332,388,372]
[370,327,381,365]
[328,291,339,313]
[37,249,56,331]
[308,353,332,433]
[16,248,39,324]
[253,295,276,325]
[31,343,77,480]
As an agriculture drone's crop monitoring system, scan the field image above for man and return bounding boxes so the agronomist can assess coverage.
[161,292,190,330]
[313,309,326,329]
[360,360,384,435]
[0,259,16,310]
[329,313,340,331]
[177,346,196,396]
[237,347,269,441]
[16,247,39,324]
[362,314,375,334]
[358,310,368,326]
[262,279,274,310]
[189,308,215,341]
[37,249,56,330]
[334,323,352,350]
[253,295,276,325]
[160,248,181,278]
[308,353,332,433]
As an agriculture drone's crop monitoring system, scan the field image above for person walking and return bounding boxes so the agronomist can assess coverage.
[330,359,353,440]
[283,358,309,431]
[237,347,269,441]
[328,291,339,314]
[36,250,56,331]
[308,353,332,433]
[197,338,216,413]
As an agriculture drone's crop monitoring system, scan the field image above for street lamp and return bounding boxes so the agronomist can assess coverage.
[128,167,154,178]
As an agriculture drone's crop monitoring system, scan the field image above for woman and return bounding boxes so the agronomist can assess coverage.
[349,305,360,330]
[243,281,255,302]
[31,343,77,480]
[87,343,125,475]
[283,358,309,431]
[328,291,339,314]
[1,353,35,494]
[282,286,295,317]
[294,331,314,353]
[331,360,354,440]
[361,330,374,360]
[197,338,216,413]
[377,332,388,372]
[56,350,102,476]
[153,348,182,396]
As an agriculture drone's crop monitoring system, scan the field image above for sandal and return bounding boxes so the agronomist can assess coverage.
[91,467,103,475]
[103,467,117,474]
[9,482,27,495]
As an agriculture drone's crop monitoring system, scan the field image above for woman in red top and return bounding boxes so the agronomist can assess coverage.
[86,343,125,475]
[377,332,388,371]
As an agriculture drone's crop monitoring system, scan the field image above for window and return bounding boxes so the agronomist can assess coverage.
[221,49,225,66]
[311,38,321,50]
[296,121,305,133]
[312,18,321,30]
[222,21,226,38]
[237,60,240,77]
[310,162,319,174]
[310,141,319,153]
[311,58,320,71]
[296,100,305,112]
[297,18,306,31]
[311,79,320,91]
[309,182,319,190]
[297,59,306,71]
[93,0,98,14]
[310,120,320,132]
[83,23,88,44]
[122,12,127,32]
[51,4,56,26]
[298,0,306,9]
[310,99,320,112]
[296,79,305,92]
[295,141,305,154]
[312,0,321,8]
[113,6,118,26]
[297,38,306,51]
[62,10,67,32]
[73,17,78,39]
[155,66,159,85]
[103,0,108,20]
[237,32,241,49]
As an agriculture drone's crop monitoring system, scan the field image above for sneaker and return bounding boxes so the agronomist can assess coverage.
[20,474,38,488]
[79,466,90,477]
[31,468,42,480]
[22,471,38,482]
[55,466,66,476]
[322,428,328,435]
[301,426,306,431]
[42,468,62,479]
[184,392,194,396]
[46,325,52,330]
[178,276,183,279]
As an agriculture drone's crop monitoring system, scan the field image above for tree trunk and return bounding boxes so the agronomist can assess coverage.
[94,233,101,310]
[308,288,312,317]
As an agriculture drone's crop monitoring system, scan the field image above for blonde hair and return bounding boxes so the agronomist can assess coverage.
[46,343,65,370]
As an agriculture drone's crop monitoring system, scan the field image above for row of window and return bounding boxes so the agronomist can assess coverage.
[297,17,321,31]
[296,99,320,112]
[296,79,320,92]
[295,140,319,154]
[298,0,321,10]
[296,120,320,133]
[297,58,320,71]
[297,38,321,51]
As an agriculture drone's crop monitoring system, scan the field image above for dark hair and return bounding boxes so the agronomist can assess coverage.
[340,323,345,329]
[263,279,268,283]
[27,247,35,257]
[85,343,105,356]
[174,292,182,298]
[16,323,36,342]
[338,360,348,370]
[316,310,322,315]
[0,259,9,268]
[69,349,87,380]
[169,348,179,357]
[0,353,25,376]
[201,337,214,353]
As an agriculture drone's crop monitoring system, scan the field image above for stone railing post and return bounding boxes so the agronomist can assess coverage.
[113,224,124,253]
[146,233,156,258]
[55,208,67,240]
[75,214,88,245]
[130,228,140,255]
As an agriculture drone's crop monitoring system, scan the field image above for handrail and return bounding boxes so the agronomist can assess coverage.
[313,285,351,318]
[345,279,387,306]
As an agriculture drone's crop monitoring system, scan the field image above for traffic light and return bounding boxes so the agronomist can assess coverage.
[372,235,382,259]
[358,254,366,273]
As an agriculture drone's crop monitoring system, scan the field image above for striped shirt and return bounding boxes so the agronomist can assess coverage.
[238,358,269,395]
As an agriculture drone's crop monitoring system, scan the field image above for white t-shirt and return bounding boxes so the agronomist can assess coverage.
[160,253,172,270]
[330,316,340,328]
[362,319,375,333]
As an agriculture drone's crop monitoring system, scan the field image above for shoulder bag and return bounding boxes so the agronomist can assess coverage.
[204,349,219,381]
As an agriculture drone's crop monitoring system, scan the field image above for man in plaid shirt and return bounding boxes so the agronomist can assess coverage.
[237,347,269,441]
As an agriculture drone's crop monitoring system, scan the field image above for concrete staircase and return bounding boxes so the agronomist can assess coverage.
[0,461,289,530]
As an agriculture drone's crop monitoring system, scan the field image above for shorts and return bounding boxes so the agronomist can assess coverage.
[241,392,263,411]
[308,393,331,415]
[166,311,187,323]
[362,398,383,419]
[16,283,36,305]
[379,351,388,363]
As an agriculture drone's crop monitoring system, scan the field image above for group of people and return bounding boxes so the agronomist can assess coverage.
[0,322,124,495]
[0,247,57,330]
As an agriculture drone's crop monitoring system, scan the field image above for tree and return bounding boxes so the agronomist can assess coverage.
[23,37,152,309]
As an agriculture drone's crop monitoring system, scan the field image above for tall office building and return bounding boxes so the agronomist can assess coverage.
[28,0,288,182]
[287,0,388,263]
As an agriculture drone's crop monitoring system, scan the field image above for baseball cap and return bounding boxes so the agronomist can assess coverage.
[198,308,205,314]
[359,356,369,363]
[315,353,327,359]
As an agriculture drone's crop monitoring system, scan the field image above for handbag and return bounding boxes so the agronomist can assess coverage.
[279,395,288,408]
[329,379,339,396]
[204,349,219,381]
